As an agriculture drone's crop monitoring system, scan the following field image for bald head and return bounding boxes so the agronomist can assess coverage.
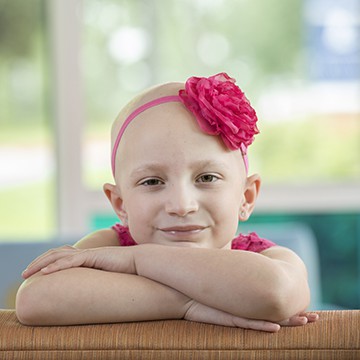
[110,82,184,151]
[109,73,255,181]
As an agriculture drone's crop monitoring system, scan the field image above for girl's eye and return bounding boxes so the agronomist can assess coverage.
[197,174,219,183]
[140,178,163,186]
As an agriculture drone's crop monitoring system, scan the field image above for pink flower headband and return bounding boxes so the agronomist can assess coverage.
[111,72,259,177]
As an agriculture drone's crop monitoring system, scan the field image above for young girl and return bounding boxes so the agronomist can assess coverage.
[17,73,318,331]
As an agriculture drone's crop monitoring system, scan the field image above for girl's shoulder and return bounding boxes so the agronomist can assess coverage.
[74,228,120,248]
[231,232,276,253]
[112,224,276,252]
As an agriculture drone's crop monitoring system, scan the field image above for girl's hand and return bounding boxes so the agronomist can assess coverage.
[278,311,319,326]
[184,300,281,332]
[184,301,319,332]
[22,246,136,279]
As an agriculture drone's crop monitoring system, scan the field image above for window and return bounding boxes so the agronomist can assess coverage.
[2,0,359,238]
[0,0,55,240]
[81,0,360,212]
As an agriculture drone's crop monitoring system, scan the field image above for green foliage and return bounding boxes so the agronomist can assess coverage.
[252,115,360,182]
[195,0,303,76]
[82,0,304,118]
[0,0,44,59]
[0,0,47,126]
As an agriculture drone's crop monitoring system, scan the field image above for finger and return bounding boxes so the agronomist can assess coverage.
[40,255,83,274]
[278,311,320,327]
[40,250,95,275]
[25,245,75,271]
[22,246,77,278]
[23,250,74,277]
[289,312,319,324]
[279,315,308,326]
[305,312,319,323]
[233,317,281,332]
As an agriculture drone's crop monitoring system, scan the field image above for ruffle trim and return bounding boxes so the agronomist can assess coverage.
[111,224,276,253]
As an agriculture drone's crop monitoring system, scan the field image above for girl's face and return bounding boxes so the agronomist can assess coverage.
[113,102,249,249]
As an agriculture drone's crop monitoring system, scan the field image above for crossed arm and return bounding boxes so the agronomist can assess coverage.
[16,229,318,330]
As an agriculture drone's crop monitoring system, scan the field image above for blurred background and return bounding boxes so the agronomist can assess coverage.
[0,0,359,310]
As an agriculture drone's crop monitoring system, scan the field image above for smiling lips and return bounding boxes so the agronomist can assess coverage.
[159,225,206,236]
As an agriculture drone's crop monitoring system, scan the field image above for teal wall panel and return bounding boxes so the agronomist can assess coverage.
[246,212,360,309]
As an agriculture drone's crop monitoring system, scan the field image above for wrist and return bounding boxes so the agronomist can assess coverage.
[132,243,163,276]
[183,298,197,320]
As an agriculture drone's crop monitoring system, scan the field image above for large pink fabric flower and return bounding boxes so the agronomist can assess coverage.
[178,73,259,152]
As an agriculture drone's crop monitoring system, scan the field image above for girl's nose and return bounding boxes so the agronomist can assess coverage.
[165,184,199,217]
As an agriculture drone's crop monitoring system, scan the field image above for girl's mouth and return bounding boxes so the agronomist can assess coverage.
[159,225,207,238]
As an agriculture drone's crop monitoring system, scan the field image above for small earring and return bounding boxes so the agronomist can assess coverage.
[240,211,246,219]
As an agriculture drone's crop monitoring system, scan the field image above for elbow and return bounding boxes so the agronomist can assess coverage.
[264,293,297,323]
[16,281,41,326]
[16,275,53,326]
[16,283,38,326]
[264,274,311,322]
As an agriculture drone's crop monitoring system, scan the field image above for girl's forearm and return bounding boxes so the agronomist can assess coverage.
[134,244,308,322]
[18,243,309,324]
[16,268,190,326]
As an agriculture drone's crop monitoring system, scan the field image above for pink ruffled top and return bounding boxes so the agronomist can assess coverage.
[111,224,276,253]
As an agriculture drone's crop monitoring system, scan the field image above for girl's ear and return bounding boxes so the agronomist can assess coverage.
[103,183,128,225]
[239,174,261,221]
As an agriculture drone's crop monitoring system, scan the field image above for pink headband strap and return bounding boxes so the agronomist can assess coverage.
[111,94,249,177]
[111,95,181,176]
